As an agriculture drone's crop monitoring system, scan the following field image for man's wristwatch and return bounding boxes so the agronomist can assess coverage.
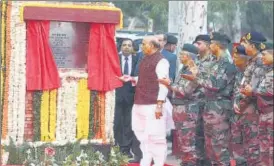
[156,100,164,108]
[157,104,163,108]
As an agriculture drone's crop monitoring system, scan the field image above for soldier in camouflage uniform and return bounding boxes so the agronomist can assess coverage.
[238,32,267,165]
[243,42,273,166]
[230,45,250,166]
[184,32,237,165]
[158,44,204,166]
[193,34,213,166]
[193,35,214,73]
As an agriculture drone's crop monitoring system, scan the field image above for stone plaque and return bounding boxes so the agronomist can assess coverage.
[49,21,90,68]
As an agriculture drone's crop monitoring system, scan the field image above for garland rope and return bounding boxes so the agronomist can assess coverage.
[76,78,90,139]
[33,91,42,141]
[2,1,11,139]
[88,91,96,139]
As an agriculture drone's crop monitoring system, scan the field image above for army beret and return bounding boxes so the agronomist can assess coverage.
[240,34,247,43]
[210,32,231,45]
[234,45,249,59]
[235,45,247,55]
[243,31,267,44]
[182,43,199,55]
[166,34,178,44]
[193,34,210,44]
[261,42,273,51]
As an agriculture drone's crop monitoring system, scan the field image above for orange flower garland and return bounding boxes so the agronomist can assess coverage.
[24,91,34,141]
[2,1,12,139]
[94,92,106,142]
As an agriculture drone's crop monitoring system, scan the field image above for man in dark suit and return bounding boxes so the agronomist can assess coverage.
[114,38,142,162]
[155,32,177,82]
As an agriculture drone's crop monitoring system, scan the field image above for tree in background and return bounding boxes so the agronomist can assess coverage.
[208,1,273,42]
[115,0,168,31]
[115,1,273,41]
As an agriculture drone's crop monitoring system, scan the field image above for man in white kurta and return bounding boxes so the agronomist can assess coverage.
[128,36,171,166]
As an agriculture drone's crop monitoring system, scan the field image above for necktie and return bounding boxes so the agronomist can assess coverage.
[124,56,129,75]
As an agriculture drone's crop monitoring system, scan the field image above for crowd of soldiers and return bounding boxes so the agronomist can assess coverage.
[158,31,273,166]
[114,31,273,166]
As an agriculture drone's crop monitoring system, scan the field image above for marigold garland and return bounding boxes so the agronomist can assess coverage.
[40,90,57,142]
[100,92,106,142]
[0,0,7,110]
[76,78,90,139]
[88,91,96,139]
[93,91,99,138]
[40,90,50,142]
[49,89,57,141]
[2,1,11,139]
[33,91,42,141]
[24,91,34,141]
[94,92,106,140]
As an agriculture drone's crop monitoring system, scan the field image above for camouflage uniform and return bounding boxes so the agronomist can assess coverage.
[171,66,204,166]
[196,53,214,166]
[238,56,265,165]
[253,67,273,166]
[230,70,249,166]
[196,54,237,166]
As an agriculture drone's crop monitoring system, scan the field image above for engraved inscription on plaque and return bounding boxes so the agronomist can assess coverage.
[49,21,89,68]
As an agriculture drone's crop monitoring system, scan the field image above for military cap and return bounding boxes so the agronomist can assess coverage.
[234,45,249,59]
[181,44,198,61]
[240,34,247,43]
[182,43,199,55]
[193,34,210,44]
[261,42,273,51]
[243,31,267,44]
[166,34,178,44]
[235,45,247,55]
[210,32,231,45]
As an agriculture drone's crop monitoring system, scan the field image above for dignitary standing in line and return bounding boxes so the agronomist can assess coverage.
[114,38,142,162]
[119,36,171,166]
[155,32,177,82]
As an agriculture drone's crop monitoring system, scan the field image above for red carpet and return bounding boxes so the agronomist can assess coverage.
[128,164,172,166]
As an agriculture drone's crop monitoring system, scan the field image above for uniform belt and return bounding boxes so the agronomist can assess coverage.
[205,95,230,101]
[171,98,192,105]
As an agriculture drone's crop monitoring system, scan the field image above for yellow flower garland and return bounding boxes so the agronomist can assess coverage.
[49,89,57,141]
[76,78,90,139]
[40,90,49,141]
[40,90,57,142]
[0,2,6,101]
[19,3,123,28]
[2,1,11,139]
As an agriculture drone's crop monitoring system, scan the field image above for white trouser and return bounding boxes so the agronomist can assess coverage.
[132,104,168,166]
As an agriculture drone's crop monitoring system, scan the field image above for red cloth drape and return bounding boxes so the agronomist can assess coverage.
[88,23,123,91]
[26,20,60,90]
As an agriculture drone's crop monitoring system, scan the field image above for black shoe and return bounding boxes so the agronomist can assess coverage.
[129,158,141,163]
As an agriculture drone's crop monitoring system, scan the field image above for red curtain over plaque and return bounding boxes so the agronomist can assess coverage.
[26,20,60,90]
[88,23,123,91]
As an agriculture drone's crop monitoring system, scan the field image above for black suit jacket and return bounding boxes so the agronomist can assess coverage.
[115,54,138,104]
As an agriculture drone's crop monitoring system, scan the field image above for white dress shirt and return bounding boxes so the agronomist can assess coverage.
[121,54,132,75]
